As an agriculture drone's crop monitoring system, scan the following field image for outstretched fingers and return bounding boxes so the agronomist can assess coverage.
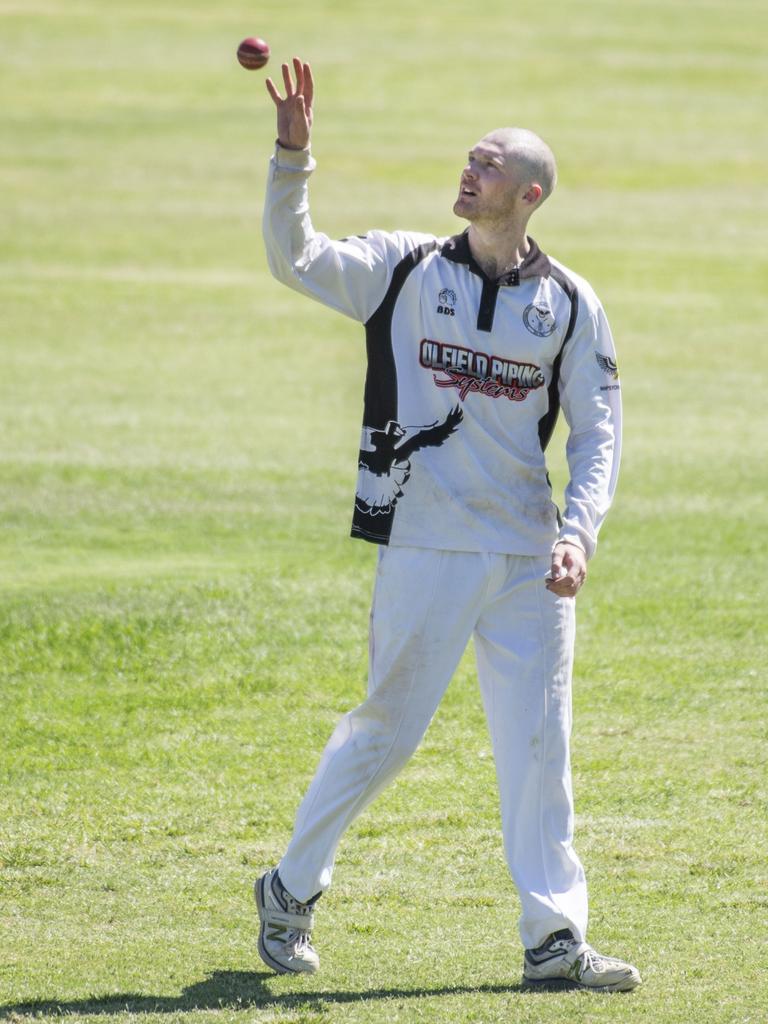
[265,57,313,148]
[264,61,296,107]
[302,61,314,109]
[291,57,304,94]
[289,58,313,103]
[265,76,282,105]
[265,59,312,104]
[282,60,296,97]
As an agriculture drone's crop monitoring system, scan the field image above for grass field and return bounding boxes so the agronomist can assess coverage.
[1,1,767,1022]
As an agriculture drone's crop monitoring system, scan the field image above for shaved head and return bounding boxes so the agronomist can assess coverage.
[482,127,558,204]
[454,126,558,244]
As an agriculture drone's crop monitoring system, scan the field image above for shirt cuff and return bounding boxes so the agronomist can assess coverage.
[273,142,315,171]
[554,532,591,559]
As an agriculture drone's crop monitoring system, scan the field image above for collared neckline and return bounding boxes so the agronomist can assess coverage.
[440,229,552,284]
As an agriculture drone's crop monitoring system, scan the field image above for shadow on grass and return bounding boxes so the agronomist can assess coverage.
[0,970,533,1018]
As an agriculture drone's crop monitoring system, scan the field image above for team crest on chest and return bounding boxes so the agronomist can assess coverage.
[523,302,556,337]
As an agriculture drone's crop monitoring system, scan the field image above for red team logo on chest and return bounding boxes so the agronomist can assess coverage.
[419,338,545,403]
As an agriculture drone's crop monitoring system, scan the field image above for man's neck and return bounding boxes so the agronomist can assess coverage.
[466,222,531,282]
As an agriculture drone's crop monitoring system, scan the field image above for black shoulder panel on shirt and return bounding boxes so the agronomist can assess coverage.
[538,266,579,451]
[351,241,441,545]
[362,240,440,427]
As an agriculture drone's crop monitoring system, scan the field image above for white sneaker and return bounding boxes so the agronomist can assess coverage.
[255,868,320,974]
[523,929,641,992]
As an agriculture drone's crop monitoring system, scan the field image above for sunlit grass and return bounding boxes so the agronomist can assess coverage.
[1,1,766,1021]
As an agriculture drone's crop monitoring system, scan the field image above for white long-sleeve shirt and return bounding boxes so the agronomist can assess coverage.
[263,145,622,559]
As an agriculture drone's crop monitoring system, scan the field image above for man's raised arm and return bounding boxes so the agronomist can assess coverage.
[261,59,434,324]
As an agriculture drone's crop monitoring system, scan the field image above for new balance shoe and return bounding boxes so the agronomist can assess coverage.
[523,929,641,992]
[255,868,320,974]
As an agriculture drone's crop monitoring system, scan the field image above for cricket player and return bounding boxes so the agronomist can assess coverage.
[254,58,641,992]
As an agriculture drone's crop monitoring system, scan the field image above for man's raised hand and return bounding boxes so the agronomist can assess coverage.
[266,58,314,151]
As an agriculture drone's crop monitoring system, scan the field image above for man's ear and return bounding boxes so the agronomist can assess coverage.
[523,183,543,205]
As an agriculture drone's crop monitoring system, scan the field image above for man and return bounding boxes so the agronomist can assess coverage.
[255,57,640,993]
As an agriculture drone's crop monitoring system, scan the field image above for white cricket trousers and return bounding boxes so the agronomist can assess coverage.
[278,546,587,949]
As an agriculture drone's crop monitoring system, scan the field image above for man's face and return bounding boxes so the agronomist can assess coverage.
[453,134,527,225]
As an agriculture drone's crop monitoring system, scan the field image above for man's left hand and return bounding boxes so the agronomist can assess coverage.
[545,542,587,598]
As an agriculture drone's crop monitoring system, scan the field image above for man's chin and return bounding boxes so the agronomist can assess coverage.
[452,199,470,220]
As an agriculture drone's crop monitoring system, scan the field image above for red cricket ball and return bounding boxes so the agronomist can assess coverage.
[237,37,270,71]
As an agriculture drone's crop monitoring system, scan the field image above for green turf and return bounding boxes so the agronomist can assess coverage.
[1,0,767,1021]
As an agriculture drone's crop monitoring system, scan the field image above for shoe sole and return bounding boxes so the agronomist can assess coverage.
[522,975,641,993]
[254,876,318,976]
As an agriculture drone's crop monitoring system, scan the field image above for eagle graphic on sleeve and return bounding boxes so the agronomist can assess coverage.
[595,352,619,379]
[355,405,463,516]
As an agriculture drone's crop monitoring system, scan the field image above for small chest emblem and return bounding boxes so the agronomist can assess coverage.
[437,287,457,317]
[523,303,556,337]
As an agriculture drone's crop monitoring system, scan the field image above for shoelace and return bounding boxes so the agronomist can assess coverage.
[573,948,618,978]
[280,886,315,949]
